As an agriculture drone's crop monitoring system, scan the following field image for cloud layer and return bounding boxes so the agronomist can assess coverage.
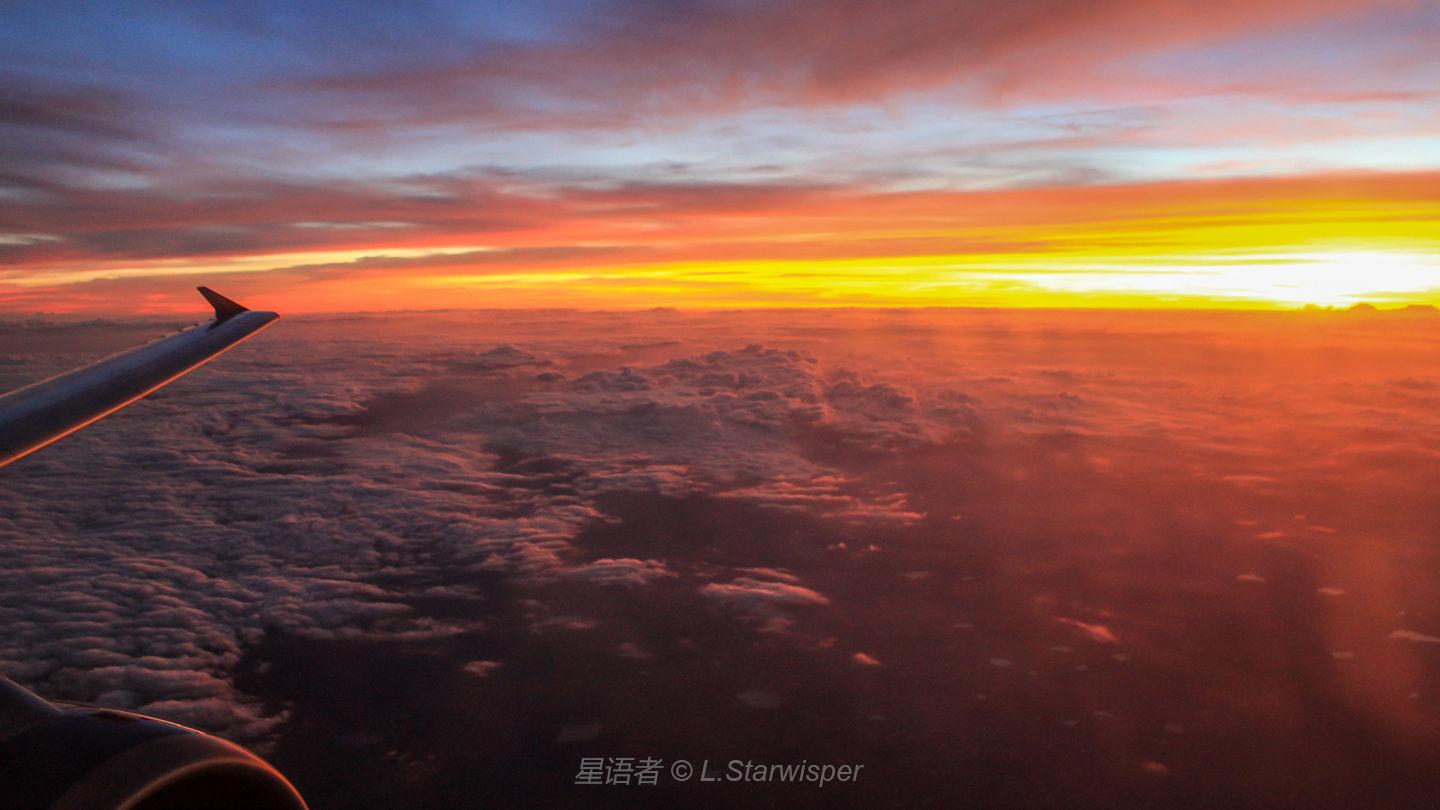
[0,309,969,738]
[4,306,1440,766]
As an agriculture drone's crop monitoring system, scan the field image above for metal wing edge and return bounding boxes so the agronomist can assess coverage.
[0,288,279,468]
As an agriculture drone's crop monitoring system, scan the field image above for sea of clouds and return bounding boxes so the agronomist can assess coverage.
[3,307,1440,755]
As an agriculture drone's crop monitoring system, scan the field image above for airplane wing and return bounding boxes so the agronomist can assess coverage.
[0,288,305,809]
[0,287,279,468]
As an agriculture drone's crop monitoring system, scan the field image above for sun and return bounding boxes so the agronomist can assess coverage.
[1198,250,1440,308]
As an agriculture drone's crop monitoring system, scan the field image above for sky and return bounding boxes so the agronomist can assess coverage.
[1,0,1438,313]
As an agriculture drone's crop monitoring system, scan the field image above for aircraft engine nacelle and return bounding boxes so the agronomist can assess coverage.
[0,677,306,810]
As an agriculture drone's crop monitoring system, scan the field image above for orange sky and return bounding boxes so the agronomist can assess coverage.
[2,1,1437,314]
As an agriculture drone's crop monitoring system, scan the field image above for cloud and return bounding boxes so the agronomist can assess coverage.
[462,660,501,678]
[700,577,831,613]
[563,557,676,587]
[7,304,1440,756]
[277,0,1418,121]
[735,567,800,584]
[851,652,883,667]
[3,2,1436,316]
[715,478,924,524]
[1056,618,1121,644]
[1388,630,1440,645]
[0,312,974,738]
[5,168,1438,314]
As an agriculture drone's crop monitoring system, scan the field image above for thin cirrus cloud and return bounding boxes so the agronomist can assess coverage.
[4,169,1437,313]
[279,0,1423,115]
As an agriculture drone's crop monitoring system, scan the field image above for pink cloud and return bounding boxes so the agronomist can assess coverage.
[289,0,1419,124]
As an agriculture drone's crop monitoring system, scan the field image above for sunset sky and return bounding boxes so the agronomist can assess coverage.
[1,0,1437,314]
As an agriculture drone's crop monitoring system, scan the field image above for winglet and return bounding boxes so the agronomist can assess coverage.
[198,287,250,323]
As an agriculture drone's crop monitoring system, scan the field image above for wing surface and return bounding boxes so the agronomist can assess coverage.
[0,288,278,468]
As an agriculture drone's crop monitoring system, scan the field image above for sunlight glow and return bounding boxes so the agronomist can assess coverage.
[959,250,1440,308]
[1217,251,1440,307]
